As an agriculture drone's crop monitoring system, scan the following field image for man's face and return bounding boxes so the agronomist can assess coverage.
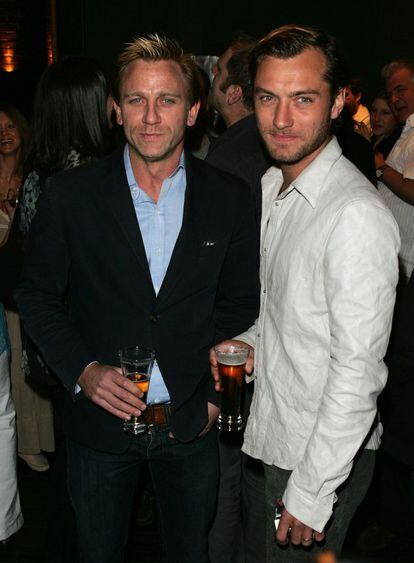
[114,59,199,164]
[344,87,360,116]
[387,67,414,123]
[254,48,343,178]
[209,47,233,113]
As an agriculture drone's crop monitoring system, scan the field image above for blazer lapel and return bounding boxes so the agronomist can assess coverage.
[156,154,208,305]
[100,151,154,292]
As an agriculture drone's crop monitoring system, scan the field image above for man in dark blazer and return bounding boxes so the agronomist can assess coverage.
[15,35,259,563]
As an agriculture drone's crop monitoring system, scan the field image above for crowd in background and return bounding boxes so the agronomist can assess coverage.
[1,25,414,563]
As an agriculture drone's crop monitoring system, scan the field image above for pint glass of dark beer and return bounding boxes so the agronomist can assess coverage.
[119,346,155,435]
[215,344,249,432]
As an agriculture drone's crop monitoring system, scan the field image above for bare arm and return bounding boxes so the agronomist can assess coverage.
[376,153,414,204]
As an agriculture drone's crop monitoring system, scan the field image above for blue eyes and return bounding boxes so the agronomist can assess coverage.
[297,97,312,104]
[128,98,176,106]
[256,95,313,105]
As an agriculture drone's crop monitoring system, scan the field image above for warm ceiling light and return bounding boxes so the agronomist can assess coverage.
[2,47,15,72]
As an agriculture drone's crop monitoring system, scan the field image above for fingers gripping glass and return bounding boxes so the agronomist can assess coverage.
[119,346,155,435]
[214,344,249,432]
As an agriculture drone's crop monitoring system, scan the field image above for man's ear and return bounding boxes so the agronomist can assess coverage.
[113,101,123,126]
[187,100,200,127]
[226,84,243,106]
[331,88,345,120]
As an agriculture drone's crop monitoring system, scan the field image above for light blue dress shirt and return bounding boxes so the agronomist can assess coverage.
[124,145,186,404]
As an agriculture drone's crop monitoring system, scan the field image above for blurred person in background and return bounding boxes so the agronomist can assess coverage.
[334,103,376,185]
[5,58,109,475]
[345,77,371,135]
[377,58,414,281]
[0,303,23,548]
[370,92,402,161]
[0,105,29,246]
[0,105,26,558]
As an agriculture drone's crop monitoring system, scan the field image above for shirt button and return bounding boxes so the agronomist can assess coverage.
[257,333,261,338]
[263,289,267,294]
[156,248,161,255]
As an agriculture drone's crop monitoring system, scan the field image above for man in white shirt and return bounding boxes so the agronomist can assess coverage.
[211,24,400,561]
[345,78,371,134]
[377,59,414,280]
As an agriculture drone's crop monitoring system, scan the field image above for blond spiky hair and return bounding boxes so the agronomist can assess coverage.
[113,33,201,106]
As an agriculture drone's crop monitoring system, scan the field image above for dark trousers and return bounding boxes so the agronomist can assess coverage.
[209,385,266,563]
[67,427,219,563]
[264,449,376,562]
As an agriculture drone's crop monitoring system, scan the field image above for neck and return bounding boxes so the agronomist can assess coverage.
[224,107,252,128]
[129,144,183,203]
[280,135,331,191]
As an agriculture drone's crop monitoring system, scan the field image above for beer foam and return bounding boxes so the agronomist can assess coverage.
[216,352,248,366]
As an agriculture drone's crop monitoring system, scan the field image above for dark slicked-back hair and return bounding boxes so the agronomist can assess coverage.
[114,33,201,107]
[250,24,349,101]
[28,57,110,175]
[221,47,255,111]
[347,77,363,96]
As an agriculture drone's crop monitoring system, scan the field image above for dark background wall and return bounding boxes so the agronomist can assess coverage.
[1,0,413,116]
[56,0,413,97]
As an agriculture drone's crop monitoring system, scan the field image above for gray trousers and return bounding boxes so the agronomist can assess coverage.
[264,449,376,561]
[209,385,266,563]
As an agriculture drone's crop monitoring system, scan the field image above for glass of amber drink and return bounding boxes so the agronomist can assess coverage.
[215,344,249,432]
[119,346,155,435]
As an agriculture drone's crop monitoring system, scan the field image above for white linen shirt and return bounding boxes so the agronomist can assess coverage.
[238,137,400,532]
[378,113,414,279]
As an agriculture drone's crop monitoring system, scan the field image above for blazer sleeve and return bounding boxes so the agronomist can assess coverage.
[213,184,260,344]
[14,183,95,395]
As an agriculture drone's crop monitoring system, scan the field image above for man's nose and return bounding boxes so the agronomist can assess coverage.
[143,101,161,125]
[273,101,293,129]
[390,92,399,108]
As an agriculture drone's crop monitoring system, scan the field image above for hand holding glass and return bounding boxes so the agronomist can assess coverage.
[215,344,249,432]
[119,346,155,435]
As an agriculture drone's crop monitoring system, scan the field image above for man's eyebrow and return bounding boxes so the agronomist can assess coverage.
[123,91,183,99]
[254,87,320,97]
[290,89,320,97]
[254,86,274,95]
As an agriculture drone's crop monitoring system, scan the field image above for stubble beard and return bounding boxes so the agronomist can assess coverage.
[264,115,332,166]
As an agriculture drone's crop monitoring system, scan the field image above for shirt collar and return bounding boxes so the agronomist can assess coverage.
[123,144,185,195]
[262,136,342,209]
[403,113,414,130]
[289,136,342,208]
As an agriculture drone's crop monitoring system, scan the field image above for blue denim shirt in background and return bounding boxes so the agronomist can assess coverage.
[124,144,186,404]
[0,303,10,356]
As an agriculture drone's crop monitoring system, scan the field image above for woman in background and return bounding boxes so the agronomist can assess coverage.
[0,105,29,246]
[370,92,402,160]
[12,57,110,474]
[20,56,110,234]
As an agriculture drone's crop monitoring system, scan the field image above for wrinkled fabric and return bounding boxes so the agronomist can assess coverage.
[238,137,400,531]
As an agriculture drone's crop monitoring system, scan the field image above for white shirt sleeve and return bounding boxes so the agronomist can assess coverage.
[283,200,400,532]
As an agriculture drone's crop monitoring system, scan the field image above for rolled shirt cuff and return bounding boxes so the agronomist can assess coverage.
[282,480,336,533]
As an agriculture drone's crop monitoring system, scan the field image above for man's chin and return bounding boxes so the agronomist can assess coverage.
[266,148,303,165]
